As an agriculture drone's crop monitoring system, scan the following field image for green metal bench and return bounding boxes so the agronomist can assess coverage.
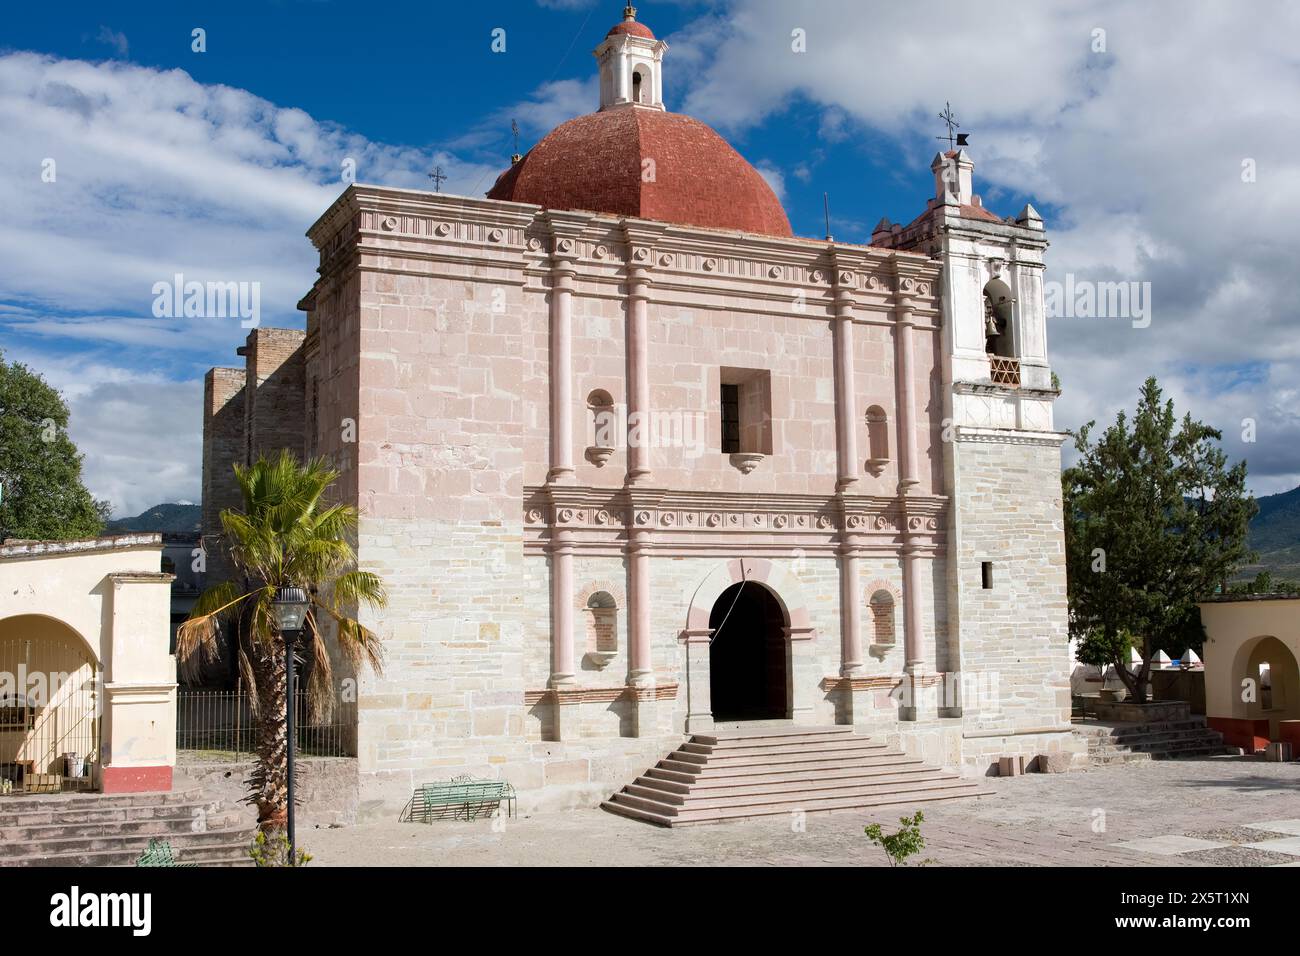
[406,775,516,823]
[134,838,196,867]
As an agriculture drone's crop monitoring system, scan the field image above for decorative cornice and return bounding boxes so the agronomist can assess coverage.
[525,486,948,539]
[820,674,945,692]
[524,683,679,705]
[953,426,1067,447]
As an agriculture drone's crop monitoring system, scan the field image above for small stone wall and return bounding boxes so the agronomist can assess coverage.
[1092,699,1191,723]
[179,755,358,828]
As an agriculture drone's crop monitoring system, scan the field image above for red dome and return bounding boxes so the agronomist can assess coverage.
[607,19,655,39]
[486,109,792,238]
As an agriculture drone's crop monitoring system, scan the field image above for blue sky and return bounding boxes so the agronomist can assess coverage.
[2,0,1298,515]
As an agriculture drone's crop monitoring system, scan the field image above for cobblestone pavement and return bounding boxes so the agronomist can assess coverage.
[305,756,1300,867]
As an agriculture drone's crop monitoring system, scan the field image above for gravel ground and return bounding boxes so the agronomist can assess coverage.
[302,755,1300,867]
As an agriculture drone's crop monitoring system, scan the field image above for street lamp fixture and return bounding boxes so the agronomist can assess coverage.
[270,585,309,862]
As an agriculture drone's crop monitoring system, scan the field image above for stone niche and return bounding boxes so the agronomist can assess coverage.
[582,589,620,668]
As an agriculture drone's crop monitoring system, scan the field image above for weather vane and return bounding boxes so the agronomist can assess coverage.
[936,101,969,150]
[428,165,447,193]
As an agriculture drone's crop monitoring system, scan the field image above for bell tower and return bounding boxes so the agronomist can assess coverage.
[873,147,1071,737]
[595,6,668,111]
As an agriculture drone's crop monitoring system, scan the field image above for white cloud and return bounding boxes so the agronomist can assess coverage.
[95,26,128,58]
[3,345,202,518]
[754,161,785,202]
[0,52,503,517]
[670,0,1300,494]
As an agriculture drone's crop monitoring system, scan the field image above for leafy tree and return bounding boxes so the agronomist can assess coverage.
[864,810,931,866]
[0,351,110,540]
[178,451,386,827]
[1064,377,1255,702]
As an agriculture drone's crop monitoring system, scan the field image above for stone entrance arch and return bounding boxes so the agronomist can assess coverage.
[680,558,817,731]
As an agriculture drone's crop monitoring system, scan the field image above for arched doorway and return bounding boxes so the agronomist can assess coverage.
[1236,635,1300,738]
[0,615,101,793]
[708,582,788,721]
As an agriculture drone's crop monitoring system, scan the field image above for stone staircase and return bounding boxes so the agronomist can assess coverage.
[0,780,256,867]
[602,725,990,826]
[1074,717,1235,765]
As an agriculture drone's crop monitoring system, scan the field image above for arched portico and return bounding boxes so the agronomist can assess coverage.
[680,558,817,732]
[1231,635,1300,738]
[0,534,177,793]
[0,614,101,792]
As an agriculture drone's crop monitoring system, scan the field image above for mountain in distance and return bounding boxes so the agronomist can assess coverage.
[1244,484,1300,581]
[105,502,201,534]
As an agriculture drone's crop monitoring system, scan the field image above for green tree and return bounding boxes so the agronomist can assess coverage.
[178,451,386,827]
[0,351,110,540]
[1063,377,1255,702]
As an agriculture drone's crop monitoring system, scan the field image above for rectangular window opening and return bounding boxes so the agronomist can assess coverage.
[981,561,994,590]
[719,368,773,455]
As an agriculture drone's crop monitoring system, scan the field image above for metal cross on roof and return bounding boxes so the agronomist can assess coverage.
[936,102,969,150]
[428,165,447,192]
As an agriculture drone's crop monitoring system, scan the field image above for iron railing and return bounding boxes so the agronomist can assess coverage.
[176,686,356,759]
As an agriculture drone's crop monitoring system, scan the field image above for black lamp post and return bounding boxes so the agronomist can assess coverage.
[270,585,309,861]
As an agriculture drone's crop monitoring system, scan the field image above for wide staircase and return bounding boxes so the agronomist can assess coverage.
[602,725,990,826]
[0,779,255,867]
[1074,716,1234,764]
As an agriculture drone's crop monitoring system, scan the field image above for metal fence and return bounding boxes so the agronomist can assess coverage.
[176,686,356,759]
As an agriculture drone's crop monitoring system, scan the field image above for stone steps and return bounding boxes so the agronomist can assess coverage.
[644,760,934,790]
[0,784,254,866]
[1074,717,1233,763]
[603,725,988,827]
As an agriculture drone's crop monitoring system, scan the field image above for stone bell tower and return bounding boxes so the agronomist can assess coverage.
[595,6,668,110]
[873,149,1072,749]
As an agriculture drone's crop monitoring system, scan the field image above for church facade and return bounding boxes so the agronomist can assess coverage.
[202,8,1080,814]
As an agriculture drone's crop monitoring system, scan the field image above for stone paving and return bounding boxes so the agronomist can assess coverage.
[305,755,1300,867]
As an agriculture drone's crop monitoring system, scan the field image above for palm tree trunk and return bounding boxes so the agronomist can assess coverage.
[252,647,289,828]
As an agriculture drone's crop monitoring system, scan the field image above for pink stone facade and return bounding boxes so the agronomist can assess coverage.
[202,162,1083,812]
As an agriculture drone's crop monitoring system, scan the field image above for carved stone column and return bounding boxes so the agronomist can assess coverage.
[547,249,577,484]
[894,295,921,495]
[625,252,654,487]
[627,508,655,688]
[548,519,576,688]
[831,269,860,492]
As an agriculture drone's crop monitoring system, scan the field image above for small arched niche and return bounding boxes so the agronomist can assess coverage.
[865,405,890,476]
[868,589,897,649]
[632,67,648,104]
[583,590,619,668]
[585,389,618,467]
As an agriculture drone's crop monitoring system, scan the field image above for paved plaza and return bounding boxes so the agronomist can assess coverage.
[306,755,1300,867]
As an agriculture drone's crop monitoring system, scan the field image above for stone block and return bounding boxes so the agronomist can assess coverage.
[1035,752,1072,773]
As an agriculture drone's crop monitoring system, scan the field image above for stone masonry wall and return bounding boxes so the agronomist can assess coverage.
[243,327,307,463]
[951,437,1078,768]
[201,367,246,586]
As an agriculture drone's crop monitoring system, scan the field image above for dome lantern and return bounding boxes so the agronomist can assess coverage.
[595,5,667,111]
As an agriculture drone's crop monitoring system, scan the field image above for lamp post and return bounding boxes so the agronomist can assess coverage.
[270,585,309,861]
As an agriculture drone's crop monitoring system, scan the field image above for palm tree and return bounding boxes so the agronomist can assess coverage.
[177,451,385,827]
